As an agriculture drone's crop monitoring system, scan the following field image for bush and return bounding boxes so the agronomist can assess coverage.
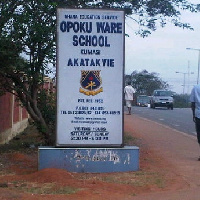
[173,94,190,108]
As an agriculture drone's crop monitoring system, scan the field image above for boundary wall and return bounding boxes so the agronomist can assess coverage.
[0,92,29,144]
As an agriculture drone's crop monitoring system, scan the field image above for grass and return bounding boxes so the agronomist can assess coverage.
[124,132,138,146]
[0,127,166,193]
[25,183,79,195]
[79,170,165,188]
[0,125,44,153]
[0,129,136,153]
[78,132,166,189]
[9,181,79,195]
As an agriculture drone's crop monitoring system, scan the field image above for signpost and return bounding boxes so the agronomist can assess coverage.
[38,9,139,173]
[56,9,125,147]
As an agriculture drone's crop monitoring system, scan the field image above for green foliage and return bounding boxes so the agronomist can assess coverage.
[124,133,137,146]
[125,70,169,96]
[0,1,57,141]
[0,125,44,153]
[0,38,21,68]
[37,89,56,134]
[173,94,190,108]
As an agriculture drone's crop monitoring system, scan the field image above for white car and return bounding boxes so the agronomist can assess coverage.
[150,90,174,110]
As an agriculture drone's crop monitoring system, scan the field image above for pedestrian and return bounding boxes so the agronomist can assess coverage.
[124,82,136,115]
[190,83,200,161]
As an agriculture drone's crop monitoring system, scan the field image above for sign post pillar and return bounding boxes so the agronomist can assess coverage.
[38,9,139,172]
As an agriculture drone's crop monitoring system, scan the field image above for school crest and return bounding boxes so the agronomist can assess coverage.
[79,70,103,96]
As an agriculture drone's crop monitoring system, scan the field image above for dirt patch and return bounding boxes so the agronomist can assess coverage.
[0,119,187,200]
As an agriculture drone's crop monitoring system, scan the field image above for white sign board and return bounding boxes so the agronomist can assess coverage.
[56,9,124,147]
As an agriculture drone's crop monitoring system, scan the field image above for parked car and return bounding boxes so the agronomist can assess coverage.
[136,95,150,107]
[150,90,174,110]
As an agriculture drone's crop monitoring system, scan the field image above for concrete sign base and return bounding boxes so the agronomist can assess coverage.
[38,146,139,173]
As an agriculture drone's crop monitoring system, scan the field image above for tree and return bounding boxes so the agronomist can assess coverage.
[125,70,169,95]
[173,93,190,108]
[84,0,200,37]
[0,0,57,143]
[0,0,199,143]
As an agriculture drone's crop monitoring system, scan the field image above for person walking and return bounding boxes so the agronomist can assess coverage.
[190,83,200,160]
[124,82,136,115]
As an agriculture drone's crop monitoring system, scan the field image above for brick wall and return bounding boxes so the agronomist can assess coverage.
[0,93,12,133]
[0,92,29,144]
[0,78,54,144]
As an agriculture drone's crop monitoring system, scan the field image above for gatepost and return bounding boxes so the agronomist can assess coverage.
[38,8,139,173]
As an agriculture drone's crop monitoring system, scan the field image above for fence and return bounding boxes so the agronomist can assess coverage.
[0,92,29,144]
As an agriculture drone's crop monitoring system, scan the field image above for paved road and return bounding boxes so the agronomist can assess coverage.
[125,114,200,200]
[125,106,196,136]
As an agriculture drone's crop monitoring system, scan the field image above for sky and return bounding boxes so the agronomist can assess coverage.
[125,6,200,94]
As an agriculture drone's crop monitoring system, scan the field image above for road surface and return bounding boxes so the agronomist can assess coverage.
[125,106,196,136]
